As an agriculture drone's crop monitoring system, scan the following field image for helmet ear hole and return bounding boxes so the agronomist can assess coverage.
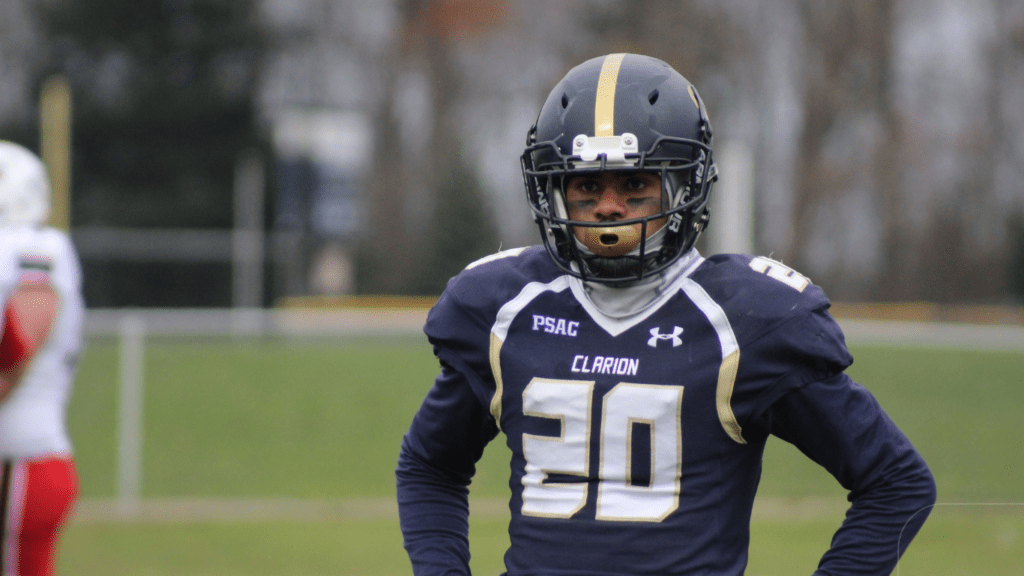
[648,89,659,105]
[561,94,569,109]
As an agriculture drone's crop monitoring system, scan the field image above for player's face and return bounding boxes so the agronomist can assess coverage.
[564,171,666,257]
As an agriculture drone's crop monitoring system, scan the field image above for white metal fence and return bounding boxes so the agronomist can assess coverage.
[89,306,431,515]
[87,307,1024,515]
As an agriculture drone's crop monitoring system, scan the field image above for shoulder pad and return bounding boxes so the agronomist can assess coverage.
[690,254,833,344]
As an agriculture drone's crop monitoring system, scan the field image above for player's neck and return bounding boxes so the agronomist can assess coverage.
[581,249,699,318]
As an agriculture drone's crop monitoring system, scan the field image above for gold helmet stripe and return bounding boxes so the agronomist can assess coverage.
[594,53,626,137]
[687,85,700,110]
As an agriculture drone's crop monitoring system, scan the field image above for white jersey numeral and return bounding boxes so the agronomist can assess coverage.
[521,378,684,522]
[521,379,594,518]
[749,256,810,292]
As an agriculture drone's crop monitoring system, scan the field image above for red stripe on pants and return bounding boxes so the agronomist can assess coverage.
[1,457,78,576]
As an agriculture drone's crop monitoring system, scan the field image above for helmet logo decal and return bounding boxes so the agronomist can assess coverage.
[667,213,683,233]
[594,53,626,137]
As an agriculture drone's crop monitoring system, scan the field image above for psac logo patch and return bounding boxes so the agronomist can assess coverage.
[532,314,579,337]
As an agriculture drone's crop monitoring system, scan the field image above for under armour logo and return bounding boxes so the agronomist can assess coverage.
[648,326,684,348]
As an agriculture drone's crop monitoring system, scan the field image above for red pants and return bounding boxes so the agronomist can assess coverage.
[0,457,77,576]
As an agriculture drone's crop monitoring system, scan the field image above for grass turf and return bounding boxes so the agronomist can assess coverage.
[59,336,1024,574]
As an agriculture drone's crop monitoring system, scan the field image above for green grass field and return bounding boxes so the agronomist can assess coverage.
[57,334,1024,575]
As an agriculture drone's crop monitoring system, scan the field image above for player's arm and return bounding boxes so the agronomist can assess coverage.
[396,350,499,576]
[740,302,935,574]
[765,373,936,575]
[0,282,59,401]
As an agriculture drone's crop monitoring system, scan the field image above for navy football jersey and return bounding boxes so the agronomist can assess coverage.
[397,247,935,576]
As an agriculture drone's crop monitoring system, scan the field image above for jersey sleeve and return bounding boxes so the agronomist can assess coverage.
[732,303,854,431]
[766,374,936,574]
[396,267,506,576]
[0,298,32,370]
[696,254,935,571]
[0,227,82,374]
[694,254,855,433]
[718,260,934,573]
[0,245,29,370]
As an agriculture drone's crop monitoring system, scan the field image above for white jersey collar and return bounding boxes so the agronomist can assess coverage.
[568,249,705,336]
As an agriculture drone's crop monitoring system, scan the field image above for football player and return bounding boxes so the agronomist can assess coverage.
[397,54,935,575]
[0,141,83,576]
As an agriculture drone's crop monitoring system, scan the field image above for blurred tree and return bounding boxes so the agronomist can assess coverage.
[583,0,736,80]
[35,0,268,229]
[355,0,419,295]
[1009,212,1024,303]
[0,1,45,150]
[587,0,1024,305]
[8,0,1019,305]
[358,0,504,295]
[407,160,498,296]
[790,0,901,298]
[28,0,268,307]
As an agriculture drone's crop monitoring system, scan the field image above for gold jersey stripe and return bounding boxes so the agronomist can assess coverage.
[489,331,504,430]
[680,277,746,445]
[594,53,626,137]
[716,350,745,444]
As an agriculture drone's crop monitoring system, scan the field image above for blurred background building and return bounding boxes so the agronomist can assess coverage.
[1,0,1023,308]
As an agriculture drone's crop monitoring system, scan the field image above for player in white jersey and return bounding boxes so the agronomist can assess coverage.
[0,141,82,576]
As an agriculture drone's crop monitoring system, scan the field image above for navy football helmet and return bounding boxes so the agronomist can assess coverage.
[521,53,717,284]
